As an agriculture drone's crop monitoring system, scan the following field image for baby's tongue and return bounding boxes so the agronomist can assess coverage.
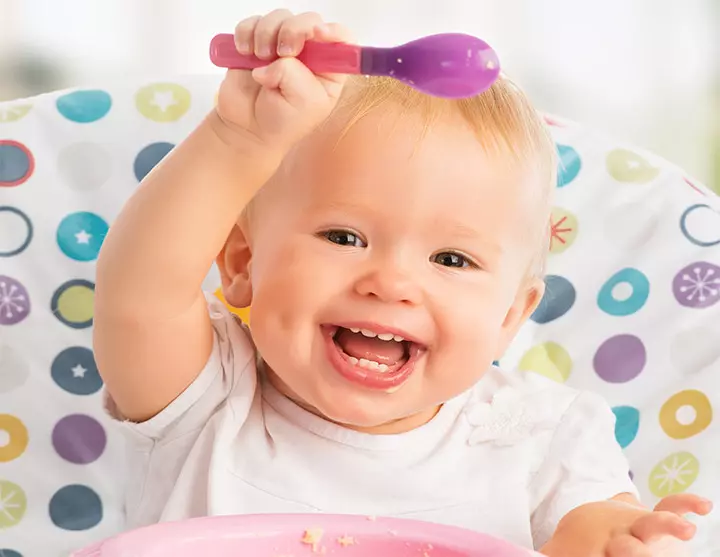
[335,328,405,364]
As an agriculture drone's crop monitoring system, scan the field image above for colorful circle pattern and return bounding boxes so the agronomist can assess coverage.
[49,485,103,531]
[52,415,106,464]
[597,268,650,316]
[0,276,30,326]
[51,347,103,395]
[514,139,718,506]
[56,212,108,262]
[531,275,576,324]
[51,279,95,329]
[0,140,34,187]
[0,415,29,463]
[0,206,33,257]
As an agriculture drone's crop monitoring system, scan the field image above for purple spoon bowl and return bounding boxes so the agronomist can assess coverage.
[361,33,501,98]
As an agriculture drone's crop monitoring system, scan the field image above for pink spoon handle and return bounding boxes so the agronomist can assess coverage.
[210,33,362,74]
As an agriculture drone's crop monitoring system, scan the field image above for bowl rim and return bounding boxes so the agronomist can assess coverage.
[75,513,536,556]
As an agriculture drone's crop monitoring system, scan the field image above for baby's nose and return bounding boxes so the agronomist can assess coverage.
[353,266,423,305]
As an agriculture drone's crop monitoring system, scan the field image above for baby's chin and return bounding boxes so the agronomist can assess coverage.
[266,365,442,434]
[300,389,442,435]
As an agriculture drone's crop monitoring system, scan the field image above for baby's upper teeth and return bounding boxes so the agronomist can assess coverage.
[350,327,406,343]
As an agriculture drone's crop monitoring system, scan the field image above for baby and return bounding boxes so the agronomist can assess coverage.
[94,10,711,556]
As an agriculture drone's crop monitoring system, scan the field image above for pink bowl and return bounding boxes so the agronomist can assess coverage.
[71,514,541,557]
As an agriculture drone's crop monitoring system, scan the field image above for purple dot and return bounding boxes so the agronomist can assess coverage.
[593,334,646,383]
[52,414,106,464]
[673,262,720,309]
[0,276,31,325]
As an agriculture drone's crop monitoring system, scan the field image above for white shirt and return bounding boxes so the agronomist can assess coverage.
[108,296,638,551]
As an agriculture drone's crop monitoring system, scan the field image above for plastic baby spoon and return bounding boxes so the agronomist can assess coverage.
[210,33,500,99]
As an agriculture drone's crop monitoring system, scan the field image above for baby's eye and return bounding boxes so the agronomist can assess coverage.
[322,230,367,248]
[432,251,475,269]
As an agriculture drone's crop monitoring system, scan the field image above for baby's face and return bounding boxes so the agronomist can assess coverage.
[230,106,544,432]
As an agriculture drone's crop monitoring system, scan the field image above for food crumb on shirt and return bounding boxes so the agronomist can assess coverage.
[301,528,324,553]
[337,535,356,547]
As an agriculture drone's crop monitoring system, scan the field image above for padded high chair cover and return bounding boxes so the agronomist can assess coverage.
[0,76,718,556]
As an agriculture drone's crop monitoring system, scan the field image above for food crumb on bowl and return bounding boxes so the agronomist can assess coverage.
[366,515,377,521]
[301,528,324,553]
[337,535,356,547]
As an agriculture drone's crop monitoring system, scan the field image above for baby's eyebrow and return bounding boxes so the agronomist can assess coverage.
[440,222,504,252]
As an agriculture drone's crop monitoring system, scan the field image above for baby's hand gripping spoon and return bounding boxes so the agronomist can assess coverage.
[209,33,500,99]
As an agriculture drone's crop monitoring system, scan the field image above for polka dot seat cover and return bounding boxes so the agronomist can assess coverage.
[1,77,718,556]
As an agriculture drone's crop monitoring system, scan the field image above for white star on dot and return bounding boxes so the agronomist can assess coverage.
[71,364,87,378]
[75,230,92,244]
[150,91,178,113]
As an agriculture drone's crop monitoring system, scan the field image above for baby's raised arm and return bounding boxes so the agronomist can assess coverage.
[94,10,349,422]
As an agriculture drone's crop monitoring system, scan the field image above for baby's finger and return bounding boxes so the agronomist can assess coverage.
[630,511,696,543]
[276,12,323,56]
[252,57,326,106]
[654,494,713,516]
[605,534,651,557]
[234,15,261,55]
[313,21,355,45]
[254,9,293,59]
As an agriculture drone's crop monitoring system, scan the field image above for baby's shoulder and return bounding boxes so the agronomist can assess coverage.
[460,366,600,447]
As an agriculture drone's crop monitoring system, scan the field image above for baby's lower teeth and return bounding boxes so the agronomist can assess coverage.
[351,357,390,372]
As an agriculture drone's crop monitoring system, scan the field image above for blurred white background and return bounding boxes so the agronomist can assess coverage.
[0,0,717,191]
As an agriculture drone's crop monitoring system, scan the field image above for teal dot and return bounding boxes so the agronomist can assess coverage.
[134,142,174,182]
[56,90,112,123]
[49,485,103,531]
[597,268,650,316]
[57,212,108,262]
[0,550,23,557]
[557,144,582,187]
[612,406,640,448]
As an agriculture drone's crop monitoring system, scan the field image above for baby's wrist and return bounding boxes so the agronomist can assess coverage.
[206,109,287,165]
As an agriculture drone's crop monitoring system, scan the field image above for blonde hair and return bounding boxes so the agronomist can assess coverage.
[334,75,556,278]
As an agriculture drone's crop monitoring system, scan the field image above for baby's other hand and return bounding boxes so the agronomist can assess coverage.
[215,9,352,153]
[604,494,712,556]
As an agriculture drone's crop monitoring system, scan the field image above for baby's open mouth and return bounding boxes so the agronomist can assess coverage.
[332,326,411,373]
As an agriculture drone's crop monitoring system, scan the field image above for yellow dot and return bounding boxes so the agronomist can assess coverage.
[518,342,573,383]
[659,389,713,440]
[0,414,29,463]
[0,104,32,123]
[648,451,699,498]
[136,83,191,123]
[57,284,94,324]
[606,149,660,184]
[0,480,27,528]
[214,288,251,325]
[549,207,578,255]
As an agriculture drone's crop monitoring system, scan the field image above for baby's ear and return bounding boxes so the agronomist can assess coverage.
[495,277,545,359]
[216,223,253,309]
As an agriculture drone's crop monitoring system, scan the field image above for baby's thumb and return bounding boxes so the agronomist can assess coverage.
[252,57,327,107]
